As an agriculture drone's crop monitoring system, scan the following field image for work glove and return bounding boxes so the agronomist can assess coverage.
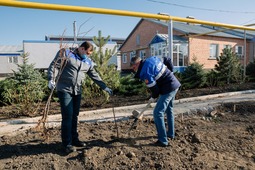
[104,87,113,96]
[149,97,157,103]
[48,80,56,90]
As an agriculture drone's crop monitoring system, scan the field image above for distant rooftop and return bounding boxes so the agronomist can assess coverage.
[45,35,126,44]
[0,45,23,54]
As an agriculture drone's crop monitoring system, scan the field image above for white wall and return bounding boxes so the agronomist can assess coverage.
[98,43,121,70]
[108,52,121,70]
[24,41,120,70]
[0,55,20,74]
[24,41,78,69]
[0,41,120,76]
[0,45,22,75]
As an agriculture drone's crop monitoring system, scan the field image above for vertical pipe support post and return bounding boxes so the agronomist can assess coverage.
[168,19,173,61]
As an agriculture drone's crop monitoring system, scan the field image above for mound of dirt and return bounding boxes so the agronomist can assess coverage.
[0,101,254,169]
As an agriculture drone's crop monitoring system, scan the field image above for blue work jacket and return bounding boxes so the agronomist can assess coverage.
[134,56,181,98]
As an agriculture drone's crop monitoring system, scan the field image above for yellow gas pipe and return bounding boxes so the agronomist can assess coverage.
[0,0,255,31]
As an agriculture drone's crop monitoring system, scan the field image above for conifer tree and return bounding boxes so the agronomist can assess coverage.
[0,53,46,116]
[181,60,206,89]
[215,48,243,84]
[82,31,120,105]
[246,61,255,82]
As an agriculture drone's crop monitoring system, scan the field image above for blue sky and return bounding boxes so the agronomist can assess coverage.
[1,0,255,45]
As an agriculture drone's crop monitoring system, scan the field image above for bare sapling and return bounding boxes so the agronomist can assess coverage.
[35,48,70,138]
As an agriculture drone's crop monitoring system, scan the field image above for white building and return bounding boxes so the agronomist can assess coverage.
[23,40,79,70]
[24,40,121,70]
[0,45,23,77]
[0,37,124,77]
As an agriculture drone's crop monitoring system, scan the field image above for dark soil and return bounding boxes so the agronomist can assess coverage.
[0,83,255,169]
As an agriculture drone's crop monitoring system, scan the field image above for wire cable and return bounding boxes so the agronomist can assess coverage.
[147,0,255,14]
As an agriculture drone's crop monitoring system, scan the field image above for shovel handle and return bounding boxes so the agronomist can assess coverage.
[136,100,152,119]
[127,100,154,135]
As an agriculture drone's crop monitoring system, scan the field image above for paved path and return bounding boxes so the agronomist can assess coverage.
[1,90,255,137]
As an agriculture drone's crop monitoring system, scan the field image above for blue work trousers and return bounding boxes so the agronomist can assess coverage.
[153,88,178,145]
[57,91,81,147]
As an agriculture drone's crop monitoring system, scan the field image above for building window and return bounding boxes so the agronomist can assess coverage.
[180,44,188,66]
[235,45,243,58]
[8,56,18,64]
[151,43,167,58]
[136,35,140,45]
[130,51,136,60]
[209,44,219,59]
[173,44,180,66]
[151,46,155,56]
[13,56,18,63]
[129,51,137,66]
[158,43,162,55]
[154,44,158,56]
[162,43,167,57]
[150,42,188,66]
[139,50,146,60]
[8,56,13,63]
[122,53,127,63]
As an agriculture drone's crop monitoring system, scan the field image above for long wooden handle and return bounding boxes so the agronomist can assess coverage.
[136,100,152,119]
[127,100,153,135]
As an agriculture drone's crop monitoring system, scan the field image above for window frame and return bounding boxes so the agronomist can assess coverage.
[151,45,155,56]
[122,53,127,63]
[139,50,146,60]
[209,44,219,59]
[8,56,18,63]
[235,45,243,58]
[8,56,13,63]
[13,56,18,64]
[136,35,140,45]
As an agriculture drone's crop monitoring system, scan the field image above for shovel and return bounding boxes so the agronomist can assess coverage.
[127,100,153,135]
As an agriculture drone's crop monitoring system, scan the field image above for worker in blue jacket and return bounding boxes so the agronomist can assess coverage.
[130,56,181,147]
[48,41,112,153]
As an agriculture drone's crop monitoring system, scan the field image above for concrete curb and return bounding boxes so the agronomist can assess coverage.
[176,90,255,103]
